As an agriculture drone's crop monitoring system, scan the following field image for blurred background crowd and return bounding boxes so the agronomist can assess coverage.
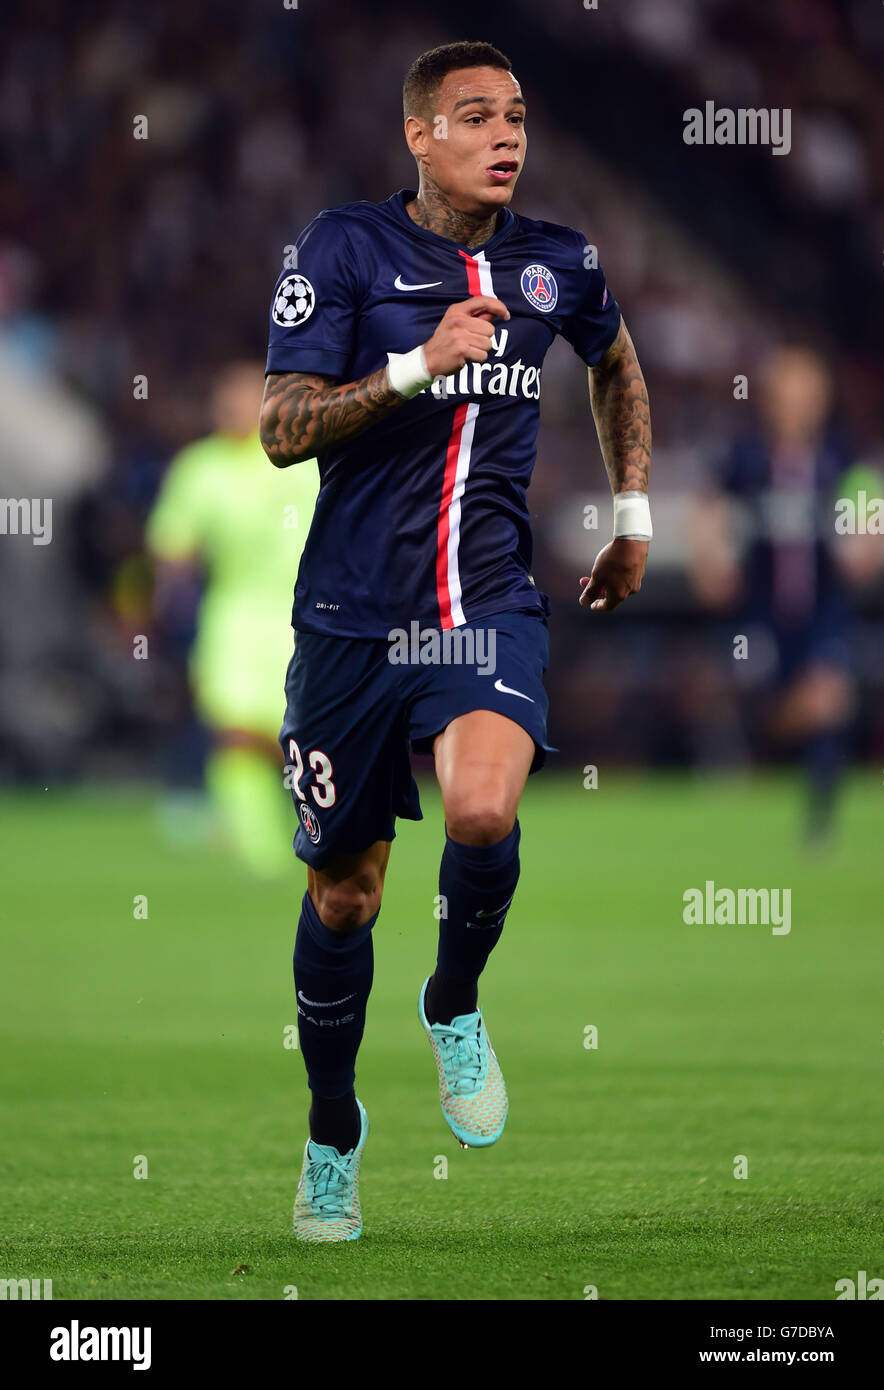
[1,0,882,800]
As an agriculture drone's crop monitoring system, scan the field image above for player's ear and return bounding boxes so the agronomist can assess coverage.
[404,114,430,161]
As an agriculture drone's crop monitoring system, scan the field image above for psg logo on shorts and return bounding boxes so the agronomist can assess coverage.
[298,801,322,844]
[520,263,558,314]
[273,273,316,329]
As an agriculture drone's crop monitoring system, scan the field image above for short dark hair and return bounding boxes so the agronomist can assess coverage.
[403,41,513,121]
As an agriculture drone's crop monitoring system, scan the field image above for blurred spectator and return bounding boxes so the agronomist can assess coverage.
[688,345,884,840]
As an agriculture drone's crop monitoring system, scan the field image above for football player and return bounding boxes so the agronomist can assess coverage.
[260,42,652,1240]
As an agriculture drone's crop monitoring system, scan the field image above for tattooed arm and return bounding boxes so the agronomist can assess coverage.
[579,317,653,612]
[260,294,510,466]
[588,317,651,495]
[259,368,404,467]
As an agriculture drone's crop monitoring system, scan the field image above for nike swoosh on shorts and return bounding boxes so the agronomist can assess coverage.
[493,678,535,703]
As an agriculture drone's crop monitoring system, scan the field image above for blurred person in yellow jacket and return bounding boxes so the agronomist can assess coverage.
[147,360,319,876]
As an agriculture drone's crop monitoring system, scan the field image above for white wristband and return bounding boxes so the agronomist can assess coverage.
[386,345,433,399]
[613,490,652,541]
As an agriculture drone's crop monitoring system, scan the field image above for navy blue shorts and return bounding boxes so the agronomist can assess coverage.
[278,609,555,868]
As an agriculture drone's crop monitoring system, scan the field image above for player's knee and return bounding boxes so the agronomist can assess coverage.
[787,666,855,735]
[445,797,514,846]
[313,875,382,933]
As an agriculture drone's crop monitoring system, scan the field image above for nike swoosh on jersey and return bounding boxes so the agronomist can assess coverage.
[493,678,535,703]
[394,275,443,291]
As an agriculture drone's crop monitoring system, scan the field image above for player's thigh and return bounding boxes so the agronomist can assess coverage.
[433,710,535,844]
[280,629,422,873]
[307,840,393,933]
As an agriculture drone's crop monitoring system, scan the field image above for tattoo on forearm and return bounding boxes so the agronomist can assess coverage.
[260,368,403,465]
[589,319,651,495]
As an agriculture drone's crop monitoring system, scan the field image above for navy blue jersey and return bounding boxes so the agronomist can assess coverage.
[266,188,620,638]
[719,427,852,627]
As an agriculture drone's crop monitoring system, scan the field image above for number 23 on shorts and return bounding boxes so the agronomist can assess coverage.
[286,738,337,807]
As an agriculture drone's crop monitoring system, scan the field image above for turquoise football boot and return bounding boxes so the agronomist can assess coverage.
[293,1098,369,1242]
[418,978,508,1148]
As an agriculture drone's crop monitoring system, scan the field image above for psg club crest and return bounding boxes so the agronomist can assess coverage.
[520,263,558,314]
[298,801,322,844]
[273,273,316,328]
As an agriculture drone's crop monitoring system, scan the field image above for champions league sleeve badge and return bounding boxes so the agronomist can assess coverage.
[273,273,317,328]
[520,263,558,313]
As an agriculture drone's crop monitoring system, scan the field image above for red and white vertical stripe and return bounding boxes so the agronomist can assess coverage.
[435,249,495,629]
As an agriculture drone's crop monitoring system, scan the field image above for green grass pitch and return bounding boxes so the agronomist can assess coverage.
[1,772,881,1301]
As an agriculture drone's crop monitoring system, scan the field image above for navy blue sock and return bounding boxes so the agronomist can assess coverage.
[293,891,375,1149]
[427,819,521,1025]
[803,728,846,840]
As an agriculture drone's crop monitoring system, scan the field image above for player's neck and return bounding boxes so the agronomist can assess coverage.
[406,186,501,251]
